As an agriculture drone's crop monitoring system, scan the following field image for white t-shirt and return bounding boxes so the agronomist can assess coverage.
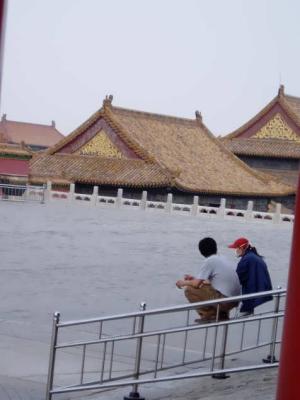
[197,254,241,297]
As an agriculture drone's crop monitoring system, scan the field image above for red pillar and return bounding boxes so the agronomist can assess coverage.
[276,175,300,399]
[0,0,7,109]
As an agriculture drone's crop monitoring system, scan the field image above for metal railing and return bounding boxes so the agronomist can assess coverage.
[45,289,285,400]
[0,183,45,203]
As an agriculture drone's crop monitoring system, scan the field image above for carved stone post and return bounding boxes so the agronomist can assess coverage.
[246,201,254,220]
[140,191,147,210]
[191,195,199,216]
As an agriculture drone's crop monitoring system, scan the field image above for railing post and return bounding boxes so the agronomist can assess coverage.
[273,203,282,224]
[165,193,172,213]
[263,287,281,363]
[45,312,60,400]
[116,188,123,208]
[217,198,226,218]
[41,184,46,204]
[24,183,29,202]
[246,200,253,220]
[124,302,146,400]
[212,322,230,379]
[92,185,98,206]
[191,195,199,216]
[69,183,75,202]
[140,191,147,210]
[44,181,52,203]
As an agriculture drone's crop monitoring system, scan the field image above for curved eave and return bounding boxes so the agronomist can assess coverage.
[231,150,300,160]
[74,179,170,189]
[174,180,295,198]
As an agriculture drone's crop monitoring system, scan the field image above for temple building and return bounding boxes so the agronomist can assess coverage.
[222,85,300,190]
[0,115,64,183]
[30,95,295,210]
[0,114,64,151]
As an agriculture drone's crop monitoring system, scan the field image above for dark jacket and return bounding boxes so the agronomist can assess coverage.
[236,248,273,312]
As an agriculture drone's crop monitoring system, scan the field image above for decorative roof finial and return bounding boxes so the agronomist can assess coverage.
[278,84,285,96]
[103,94,114,108]
[195,110,202,122]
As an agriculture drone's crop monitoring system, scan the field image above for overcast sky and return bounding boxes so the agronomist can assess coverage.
[1,0,300,137]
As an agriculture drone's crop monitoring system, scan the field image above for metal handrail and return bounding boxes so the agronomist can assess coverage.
[0,183,45,203]
[51,363,278,395]
[56,311,284,349]
[57,289,285,327]
[46,288,285,400]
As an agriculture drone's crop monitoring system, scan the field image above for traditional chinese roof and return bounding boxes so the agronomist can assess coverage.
[224,86,300,142]
[255,169,299,188]
[223,138,300,159]
[29,153,171,188]
[43,96,294,197]
[0,115,64,149]
[0,142,32,158]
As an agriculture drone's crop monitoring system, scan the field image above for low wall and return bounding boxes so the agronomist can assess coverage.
[44,182,294,224]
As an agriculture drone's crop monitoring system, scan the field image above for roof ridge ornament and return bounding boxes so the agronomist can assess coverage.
[195,110,203,124]
[195,110,202,123]
[103,94,113,108]
[278,84,285,97]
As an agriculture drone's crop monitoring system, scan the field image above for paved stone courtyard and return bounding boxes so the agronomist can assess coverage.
[0,201,293,399]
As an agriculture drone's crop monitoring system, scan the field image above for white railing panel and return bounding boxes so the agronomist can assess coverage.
[97,196,117,206]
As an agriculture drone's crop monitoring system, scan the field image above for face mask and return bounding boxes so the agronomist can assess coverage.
[235,248,241,258]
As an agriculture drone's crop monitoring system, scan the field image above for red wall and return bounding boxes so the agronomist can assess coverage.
[0,158,29,176]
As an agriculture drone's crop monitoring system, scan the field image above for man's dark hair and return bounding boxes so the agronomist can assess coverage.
[198,237,217,257]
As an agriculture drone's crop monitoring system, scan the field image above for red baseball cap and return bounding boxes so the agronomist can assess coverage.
[228,237,249,249]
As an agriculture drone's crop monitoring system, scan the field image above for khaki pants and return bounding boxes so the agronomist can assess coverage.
[184,285,238,320]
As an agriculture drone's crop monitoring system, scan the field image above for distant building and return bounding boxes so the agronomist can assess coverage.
[0,114,64,151]
[222,85,300,190]
[0,142,32,184]
[30,95,295,210]
[0,115,64,183]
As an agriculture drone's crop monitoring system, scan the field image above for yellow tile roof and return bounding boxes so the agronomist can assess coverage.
[254,168,299,189]
[46,96,294,197]
[0,142,32,157]
[224,86,300,140]
[223,138,300,159]
[106,104,294,196]
[29,153,171,188]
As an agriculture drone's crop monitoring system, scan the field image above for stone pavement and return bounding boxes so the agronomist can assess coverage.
[0,202,291,399]
[0,368,277,400]
[0,376,44,400]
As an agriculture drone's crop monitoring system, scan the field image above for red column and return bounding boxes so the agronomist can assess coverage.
[0,0,7,109]
[276,175,300,399]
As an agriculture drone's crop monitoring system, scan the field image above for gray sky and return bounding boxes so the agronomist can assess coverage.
[1,0,300,136]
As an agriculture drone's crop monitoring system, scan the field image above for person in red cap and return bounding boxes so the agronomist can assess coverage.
[228,237,273,315]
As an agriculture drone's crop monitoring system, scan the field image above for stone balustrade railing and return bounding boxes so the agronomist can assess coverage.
[45,182,294,224]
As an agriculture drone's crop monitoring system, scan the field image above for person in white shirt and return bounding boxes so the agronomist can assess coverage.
[176,237,240,322]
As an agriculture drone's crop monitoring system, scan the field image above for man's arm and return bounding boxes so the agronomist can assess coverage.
[176,278,204,289]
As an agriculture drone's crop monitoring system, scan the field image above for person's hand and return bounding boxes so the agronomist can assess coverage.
[199,280,210,287]
[184,274,194,280]
[176,280,185,289]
